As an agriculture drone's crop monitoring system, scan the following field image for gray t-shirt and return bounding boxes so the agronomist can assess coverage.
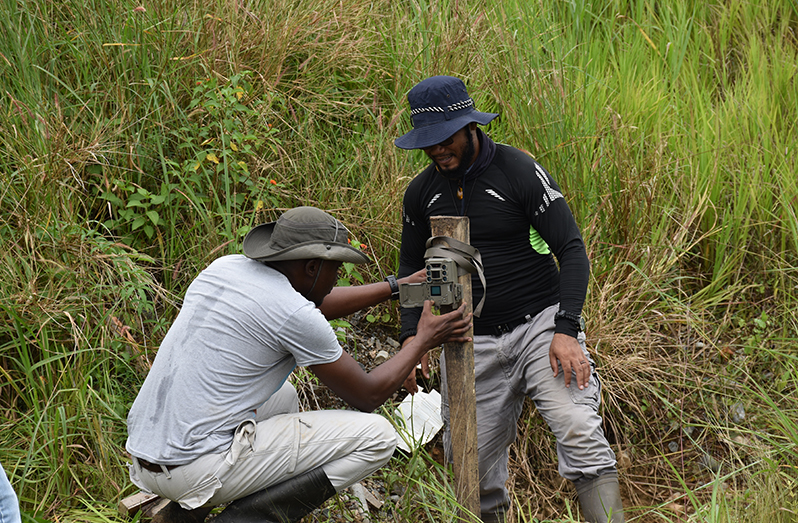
[125,255,342,465]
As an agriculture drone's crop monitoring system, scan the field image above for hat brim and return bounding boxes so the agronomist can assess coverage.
[394,110,498,150]
[243,223,371,264]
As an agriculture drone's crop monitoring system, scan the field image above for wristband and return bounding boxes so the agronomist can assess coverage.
[385,275,400,300]
[554,310,585,332]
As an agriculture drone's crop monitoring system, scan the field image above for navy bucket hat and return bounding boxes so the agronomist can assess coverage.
[394,76,498,150]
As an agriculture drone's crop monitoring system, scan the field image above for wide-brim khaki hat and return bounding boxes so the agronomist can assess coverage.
[243,206,370,264]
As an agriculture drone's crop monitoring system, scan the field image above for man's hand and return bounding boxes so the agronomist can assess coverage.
[310,302,467,411]
[402,351,428,395]
[399,268,427,285]
[416,300,472,348]
[403,301,471,394]
[549,333,590,389]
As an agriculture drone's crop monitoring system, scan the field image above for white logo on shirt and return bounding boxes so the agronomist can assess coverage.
[485,189,506,201]
[426,193,442,208]
[403,206,415,226]
[534,164,563,216]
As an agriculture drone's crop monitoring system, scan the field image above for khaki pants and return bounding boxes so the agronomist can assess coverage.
[130,382,397,510]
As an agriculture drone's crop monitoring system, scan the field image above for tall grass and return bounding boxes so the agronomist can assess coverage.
[0,0,796,521]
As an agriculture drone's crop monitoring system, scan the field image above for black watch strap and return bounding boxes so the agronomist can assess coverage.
[385,275,400,300]
[554,310,585,332]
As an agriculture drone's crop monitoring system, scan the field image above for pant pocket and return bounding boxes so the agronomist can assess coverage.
[226,419,257,466]
[287,416,310,474]
[174,474,222,510]
[567,336,601,409]
[567,367,601,410]
[146,455,225,510]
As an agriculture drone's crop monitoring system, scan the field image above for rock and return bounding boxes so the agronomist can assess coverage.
[374,350,391,365]
[616,448,631,469]
[664,502,685,516]
[730,402,745,423]
[699,454,722,473]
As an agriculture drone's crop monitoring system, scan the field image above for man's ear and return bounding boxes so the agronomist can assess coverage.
[303,259,321,278]
[469,122,478,131]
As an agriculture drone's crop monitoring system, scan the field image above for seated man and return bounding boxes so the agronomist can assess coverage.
[125,206,472,523]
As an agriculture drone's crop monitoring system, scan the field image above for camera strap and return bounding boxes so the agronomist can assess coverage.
[424,236,486,317]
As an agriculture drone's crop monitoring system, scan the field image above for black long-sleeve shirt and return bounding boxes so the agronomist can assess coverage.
[398,133,589,340]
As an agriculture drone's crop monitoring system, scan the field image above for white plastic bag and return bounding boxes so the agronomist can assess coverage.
[394,387,443,453]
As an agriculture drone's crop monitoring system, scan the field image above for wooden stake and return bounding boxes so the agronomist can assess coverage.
[430,216,480,523]
[118,492,169,519]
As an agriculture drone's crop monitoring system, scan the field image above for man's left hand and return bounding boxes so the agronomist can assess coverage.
[399,268,427,286]
[549,333,590,389]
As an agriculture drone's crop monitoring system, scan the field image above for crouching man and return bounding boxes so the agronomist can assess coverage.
[125,206,472,523]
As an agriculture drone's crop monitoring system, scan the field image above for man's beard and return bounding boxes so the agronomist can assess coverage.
[437,130,476,181]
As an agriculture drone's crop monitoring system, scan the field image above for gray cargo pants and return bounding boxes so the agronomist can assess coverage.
[441,304,617,517]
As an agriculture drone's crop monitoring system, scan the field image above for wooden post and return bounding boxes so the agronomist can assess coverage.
[430,216,480,523]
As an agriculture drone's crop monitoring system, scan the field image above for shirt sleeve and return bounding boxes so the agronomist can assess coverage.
[522,161,590,337]
[398,182,431,344]
[279,302,343,366]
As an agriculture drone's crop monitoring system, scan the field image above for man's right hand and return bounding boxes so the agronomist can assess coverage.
[311,300,470,411]
[403,301,471,394]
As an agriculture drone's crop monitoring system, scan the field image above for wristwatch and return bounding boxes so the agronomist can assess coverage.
[554,310,586,332]
[385,275,400,301]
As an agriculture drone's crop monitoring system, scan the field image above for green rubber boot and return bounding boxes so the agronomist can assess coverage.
[574,472,624,523]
